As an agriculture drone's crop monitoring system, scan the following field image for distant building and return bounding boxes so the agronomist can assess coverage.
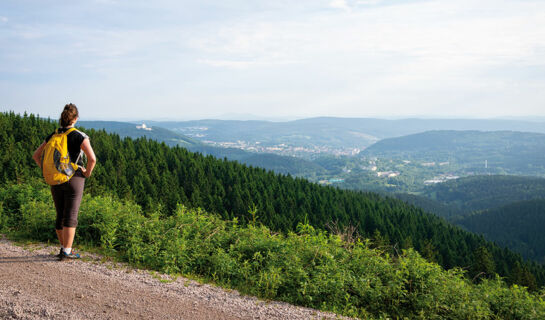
[377,171,400,178]
[424,179,443,185]
[136,123,152,131]
[424,175,459,185]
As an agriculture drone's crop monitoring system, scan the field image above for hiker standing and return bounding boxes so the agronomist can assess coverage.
[32,103,97,259]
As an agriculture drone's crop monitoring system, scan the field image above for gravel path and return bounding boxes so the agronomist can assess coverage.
[0,236,350,320]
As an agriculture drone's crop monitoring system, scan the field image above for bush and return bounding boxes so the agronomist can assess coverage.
[19,200,56,241]
[2,182,545,319]
[0,202,6,232]
[0,182,51,231]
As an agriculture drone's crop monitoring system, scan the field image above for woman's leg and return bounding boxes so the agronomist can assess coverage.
[51,186,65,248]
[62,227,76,248]
[56,229,63,246]
[61,172,85,252]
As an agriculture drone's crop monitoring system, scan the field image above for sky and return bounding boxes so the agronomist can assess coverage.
[1,0,544,121]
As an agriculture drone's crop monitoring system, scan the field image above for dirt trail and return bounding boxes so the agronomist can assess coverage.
[0,237,347,320]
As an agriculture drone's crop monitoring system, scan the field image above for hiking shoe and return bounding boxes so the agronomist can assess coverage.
[60,250,81,260]
[57,248,63,259]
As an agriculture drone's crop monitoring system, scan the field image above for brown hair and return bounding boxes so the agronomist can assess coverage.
[60,103,79,127]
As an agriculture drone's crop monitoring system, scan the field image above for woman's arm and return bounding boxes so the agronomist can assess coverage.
[33,142,46,169]
[80,138,97,178]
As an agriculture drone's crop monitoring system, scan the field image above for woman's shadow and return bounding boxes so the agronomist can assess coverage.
[0,253,59,263]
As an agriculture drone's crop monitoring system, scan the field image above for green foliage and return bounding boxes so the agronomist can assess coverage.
[478,279,545,320]
[18,200,56,241]
[2,111,545,288]
[0,202,5,232]
[3,181,545,319]
[0,181,53,236]
[472,246,496,281]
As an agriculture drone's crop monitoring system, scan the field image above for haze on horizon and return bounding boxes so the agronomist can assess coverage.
[1,0,545,121]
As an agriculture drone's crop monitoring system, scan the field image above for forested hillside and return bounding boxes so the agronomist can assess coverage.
[393,175,545,265]
[393,193,465,220]
[1,111,544,288]
[458,200,545,264]
[361,130,545,176]
[422,175,545,214]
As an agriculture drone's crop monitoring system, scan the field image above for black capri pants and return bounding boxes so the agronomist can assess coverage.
[51,170,85,229]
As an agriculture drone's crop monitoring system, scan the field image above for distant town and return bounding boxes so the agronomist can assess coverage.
[201,140,362,157]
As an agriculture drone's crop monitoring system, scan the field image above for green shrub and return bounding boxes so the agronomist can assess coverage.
[0,182,51,231]
[78,195,142,251]
[18,200,56,241]
[2,182,545,319]
[0,202,6,232]
[479,279,545,320]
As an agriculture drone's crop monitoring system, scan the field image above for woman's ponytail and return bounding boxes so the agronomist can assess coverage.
[60,103,79,127]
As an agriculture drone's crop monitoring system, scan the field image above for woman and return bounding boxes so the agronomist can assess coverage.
[33,103,97,260]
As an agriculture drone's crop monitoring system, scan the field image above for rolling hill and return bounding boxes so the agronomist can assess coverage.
[361,130,545,176]
[148,117,545,154]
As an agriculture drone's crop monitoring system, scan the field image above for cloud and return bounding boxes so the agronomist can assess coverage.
[197,59,259,69]
[2,0,545,118]
[198,58,300,69]
[190,0,545,73]
[356,0,384,5]
[0,16,7,23]
[93,0,118,4]
[329,0,350,10]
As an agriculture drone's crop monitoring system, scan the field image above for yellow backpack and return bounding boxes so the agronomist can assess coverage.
[42,128,80,185]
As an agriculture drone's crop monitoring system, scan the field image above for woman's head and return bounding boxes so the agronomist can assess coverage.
[60,103,79,127]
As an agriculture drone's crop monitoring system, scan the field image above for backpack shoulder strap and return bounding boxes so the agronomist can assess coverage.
[65,127,77,135]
